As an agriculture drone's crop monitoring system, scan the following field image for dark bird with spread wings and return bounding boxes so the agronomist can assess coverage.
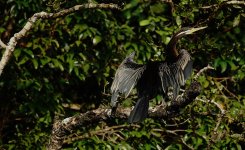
[110,27,207,123]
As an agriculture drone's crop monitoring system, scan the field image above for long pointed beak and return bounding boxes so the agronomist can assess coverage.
[189,26,207,34]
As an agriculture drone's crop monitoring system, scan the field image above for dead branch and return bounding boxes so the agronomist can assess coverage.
[0,3,120,76]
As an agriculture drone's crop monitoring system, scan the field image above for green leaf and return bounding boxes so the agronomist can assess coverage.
[52,59,64,71]
[139,19,151,26]
[23,49,34,58]
[83,64,90,74]
[227,60,238,70]
[203,80,209,88]
[51,39,60,48]
[14,49,22,60]
[68,60,74,73]
[176,16,182,26]
[217,11,223,19]
[124,0,139,10]
[150,3,165,14]
[214,58,228,72]
[40,57,51,66]
[0,27,5,33]
[220,61,227,73]
[93,36,102,45]
[214,58,221,68]
[32,59,38,69]
[18,56,29,66]
[233,15,240,27]
[155,30,165,36]
[75,40,81,47]
[79,53,87,61]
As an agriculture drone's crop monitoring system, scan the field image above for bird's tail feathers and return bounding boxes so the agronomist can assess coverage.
[128,97,149,123]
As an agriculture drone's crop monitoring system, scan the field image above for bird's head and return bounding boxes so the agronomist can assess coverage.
[166,26,207,60]
[175,26,207,38]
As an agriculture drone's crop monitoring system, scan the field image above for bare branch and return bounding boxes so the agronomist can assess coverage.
[194,64,214,80]
[196,98,226,114]
[163,118,190,127]
[226,1,245,5]
[0,3,120,76]
[181,137,194,150]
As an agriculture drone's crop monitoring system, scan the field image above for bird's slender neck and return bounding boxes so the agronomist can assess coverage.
[166,36,179,59]
[166,32,185,62]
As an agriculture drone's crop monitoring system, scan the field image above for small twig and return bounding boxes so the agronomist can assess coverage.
[213,114,223,132]
[152,128,186,133]
[163,118,190,127]
[194,64,214,80]
[196,98,225,114]
[181,137,194,150]
[211,77,234,81]
[221,83,239,100]
[213,81,239,100]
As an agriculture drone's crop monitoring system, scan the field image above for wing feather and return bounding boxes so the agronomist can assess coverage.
[110,52,145,107]
[159,49,193,99]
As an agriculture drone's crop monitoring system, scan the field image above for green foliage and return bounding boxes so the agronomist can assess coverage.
[0,0,244,149]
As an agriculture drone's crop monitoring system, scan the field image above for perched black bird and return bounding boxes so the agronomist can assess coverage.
[110,27,207,123]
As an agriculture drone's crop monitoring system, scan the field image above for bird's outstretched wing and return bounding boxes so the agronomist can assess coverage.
[110,52,146,107]
[159,49,193,99]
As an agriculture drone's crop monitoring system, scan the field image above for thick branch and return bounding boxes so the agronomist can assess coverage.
[201,0,245,9]
[0,3,120,76]
[46,80,201,149]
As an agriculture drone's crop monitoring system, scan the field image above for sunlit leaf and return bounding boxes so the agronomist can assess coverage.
[176,16,182,26]
[18,56,29,65]
[220,61,227,73]
[233,15,240,27]
[40,57,51,66]
[32,59,38,69]
[139,19,151,26]
[93,36,102,45]
[14,49,22,60]
[227,60,238,70]
[52,59,64,71]
[23,49,34,58]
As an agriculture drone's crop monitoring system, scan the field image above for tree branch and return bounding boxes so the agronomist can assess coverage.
[46,80,201,149]
[0,3,120,76]
[194,64,214,80]
[201,1,245,9]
